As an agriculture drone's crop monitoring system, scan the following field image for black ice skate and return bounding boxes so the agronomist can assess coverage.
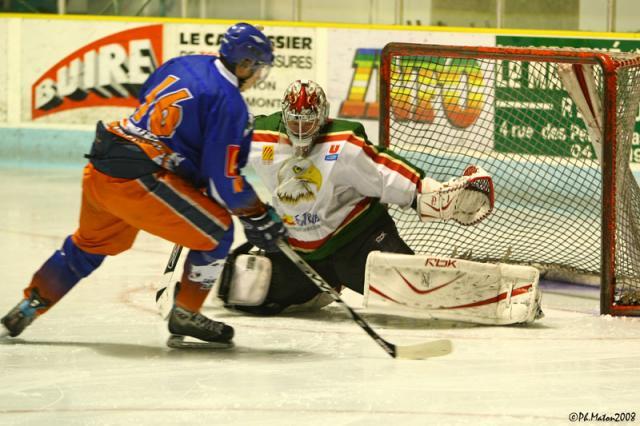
[167,306,234,349]
[1,289,48,338]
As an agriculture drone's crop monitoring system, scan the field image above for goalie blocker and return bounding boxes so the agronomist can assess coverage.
[364,251,543,325]
[217,246,543,325]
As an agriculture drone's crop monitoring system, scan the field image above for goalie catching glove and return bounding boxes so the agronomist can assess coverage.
[417,165,494,226]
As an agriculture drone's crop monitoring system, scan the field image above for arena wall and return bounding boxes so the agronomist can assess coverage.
[0,14,639,165]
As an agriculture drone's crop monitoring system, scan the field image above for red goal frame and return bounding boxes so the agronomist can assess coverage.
[379,42,640,316]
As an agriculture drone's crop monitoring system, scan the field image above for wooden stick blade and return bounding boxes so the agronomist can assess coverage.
[394,339,453,360]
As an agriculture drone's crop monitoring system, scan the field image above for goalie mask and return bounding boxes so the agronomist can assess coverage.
[282,80,329,157]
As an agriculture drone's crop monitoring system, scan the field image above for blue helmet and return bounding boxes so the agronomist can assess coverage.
[219,23,274,68]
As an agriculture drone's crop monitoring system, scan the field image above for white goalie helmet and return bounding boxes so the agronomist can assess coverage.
[281,80,329,156]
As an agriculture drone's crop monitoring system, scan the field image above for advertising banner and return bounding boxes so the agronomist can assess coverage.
[496,35,640,161]
[327,28,494,144]
[162,23,317,117]
[21,20,317,125]
[22,19,163,125]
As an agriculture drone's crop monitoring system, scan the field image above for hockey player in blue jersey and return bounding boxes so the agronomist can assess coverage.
[1,22,285,348]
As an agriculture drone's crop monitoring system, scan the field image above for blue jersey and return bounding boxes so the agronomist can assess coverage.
[123,55,261,215]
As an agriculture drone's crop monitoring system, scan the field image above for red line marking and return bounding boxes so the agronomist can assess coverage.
[369,285,399,303]
[442,284,532,310]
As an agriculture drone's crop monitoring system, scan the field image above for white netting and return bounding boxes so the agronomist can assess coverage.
[381,45,640,315]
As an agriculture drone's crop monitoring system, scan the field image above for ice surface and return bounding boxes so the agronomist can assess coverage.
[1,167,639,426]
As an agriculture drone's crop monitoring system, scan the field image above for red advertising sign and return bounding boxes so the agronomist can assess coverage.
[31,24,163,119]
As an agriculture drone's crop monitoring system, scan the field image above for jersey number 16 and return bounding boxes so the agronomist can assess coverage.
[131,75,193,138]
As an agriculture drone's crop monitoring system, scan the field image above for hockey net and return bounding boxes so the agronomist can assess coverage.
[379,43,640,316]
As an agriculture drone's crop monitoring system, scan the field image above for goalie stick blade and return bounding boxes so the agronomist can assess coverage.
[166,335,235,350]
[394,339,453,360]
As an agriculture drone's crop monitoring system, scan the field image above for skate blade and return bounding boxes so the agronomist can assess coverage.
[166,334,234,350]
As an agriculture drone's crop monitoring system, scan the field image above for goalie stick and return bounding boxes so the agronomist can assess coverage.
[276,239,453,360]
[155,241,452,358]
[155,244,183,320]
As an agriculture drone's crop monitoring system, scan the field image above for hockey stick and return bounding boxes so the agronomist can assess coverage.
[276,239,453,360]
[155,244,183,320]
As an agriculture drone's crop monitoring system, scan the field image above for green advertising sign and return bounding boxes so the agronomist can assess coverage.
[496,35,640,161]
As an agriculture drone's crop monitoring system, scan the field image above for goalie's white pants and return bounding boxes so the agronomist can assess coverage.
[364,251,542,325]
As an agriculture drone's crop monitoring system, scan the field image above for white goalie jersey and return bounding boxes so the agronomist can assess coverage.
[249,113,423,257]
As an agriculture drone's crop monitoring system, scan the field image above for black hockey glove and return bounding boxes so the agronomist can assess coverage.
[239,205,287,253]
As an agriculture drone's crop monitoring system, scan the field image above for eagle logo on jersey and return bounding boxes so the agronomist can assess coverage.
[276,157,322,204]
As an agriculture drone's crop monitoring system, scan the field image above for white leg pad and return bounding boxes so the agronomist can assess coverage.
[364,251,542,325]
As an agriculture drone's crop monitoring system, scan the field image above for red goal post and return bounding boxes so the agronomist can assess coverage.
[378,42,640,316]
